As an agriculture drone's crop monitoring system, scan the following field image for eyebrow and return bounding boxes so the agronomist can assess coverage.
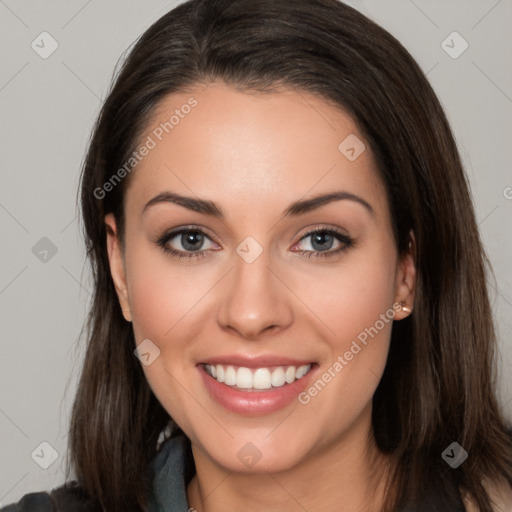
[142,190,374,218]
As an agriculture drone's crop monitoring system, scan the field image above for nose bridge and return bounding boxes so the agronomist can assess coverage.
[216,240,293,338]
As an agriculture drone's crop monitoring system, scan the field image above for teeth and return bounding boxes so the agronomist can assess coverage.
[237,367,253,389]
[285,366,296,383]
[295,364,309,379]
[224,365,236,386]
[271,367,286,387]
[253,368,272,390]
[204,363,312,390]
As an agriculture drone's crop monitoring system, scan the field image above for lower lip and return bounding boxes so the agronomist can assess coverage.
[198,364,317,415]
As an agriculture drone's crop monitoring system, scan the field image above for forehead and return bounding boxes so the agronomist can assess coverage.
[124,81,387,218]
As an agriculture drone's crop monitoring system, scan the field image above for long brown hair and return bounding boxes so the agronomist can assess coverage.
[72,0,512,510]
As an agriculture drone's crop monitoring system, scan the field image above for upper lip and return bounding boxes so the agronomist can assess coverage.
[200,355,315,368]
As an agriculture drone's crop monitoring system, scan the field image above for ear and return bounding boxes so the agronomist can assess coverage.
[105,213,132,322]
[393,230,416,321]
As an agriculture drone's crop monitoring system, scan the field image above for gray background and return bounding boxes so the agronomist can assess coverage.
[1,0,511,505]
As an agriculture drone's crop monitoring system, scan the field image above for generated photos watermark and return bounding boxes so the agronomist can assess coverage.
[298,301,404,405]
[93,97,198,200]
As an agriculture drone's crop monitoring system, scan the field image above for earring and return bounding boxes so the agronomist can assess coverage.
[400,302,412,314]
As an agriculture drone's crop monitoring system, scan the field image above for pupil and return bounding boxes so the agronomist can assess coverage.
[312,232,333,251]
[182,232,203,251]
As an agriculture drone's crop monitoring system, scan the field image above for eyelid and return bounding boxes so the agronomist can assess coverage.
[158,224,221,246]
[295,224,351,241]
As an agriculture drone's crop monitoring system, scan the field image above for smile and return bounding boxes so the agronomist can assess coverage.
[203,363,312,390]
[198,360,317,415]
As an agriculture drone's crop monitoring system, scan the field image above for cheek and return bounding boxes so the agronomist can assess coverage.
[291,237,397,352]
[124,247,211,428]
[292,240,397,423]
[124,244,223,387]
[125,243,207,343]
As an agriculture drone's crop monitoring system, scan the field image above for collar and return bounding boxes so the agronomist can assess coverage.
[148,432,195,512]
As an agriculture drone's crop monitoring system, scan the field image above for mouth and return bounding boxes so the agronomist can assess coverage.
[198,359,317,415]
[202,363,313,391]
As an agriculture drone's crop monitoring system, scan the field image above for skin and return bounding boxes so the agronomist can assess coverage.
[105,82,416,512]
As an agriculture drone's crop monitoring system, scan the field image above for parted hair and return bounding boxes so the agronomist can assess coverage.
[73,0,512,510]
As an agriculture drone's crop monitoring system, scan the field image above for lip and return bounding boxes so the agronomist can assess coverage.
[198,361,318,416]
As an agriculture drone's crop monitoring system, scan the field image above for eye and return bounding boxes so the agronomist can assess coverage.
[156,225,353,260]
[157,227,220,259]
[292,227,353,258]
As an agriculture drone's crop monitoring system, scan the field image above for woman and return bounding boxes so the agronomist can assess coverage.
[3,0,512,511]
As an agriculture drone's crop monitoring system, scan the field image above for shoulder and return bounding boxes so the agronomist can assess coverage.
[462,478,512,512]
[1,482,98,512]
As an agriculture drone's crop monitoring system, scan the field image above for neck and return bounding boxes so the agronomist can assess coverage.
[186,404,392,512]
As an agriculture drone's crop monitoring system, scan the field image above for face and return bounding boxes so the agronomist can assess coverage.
[105,82,415,474]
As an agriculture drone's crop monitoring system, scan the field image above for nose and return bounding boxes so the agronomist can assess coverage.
[216,247,294,340]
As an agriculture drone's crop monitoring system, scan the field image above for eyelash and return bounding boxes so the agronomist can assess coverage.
[156,226,354,260]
